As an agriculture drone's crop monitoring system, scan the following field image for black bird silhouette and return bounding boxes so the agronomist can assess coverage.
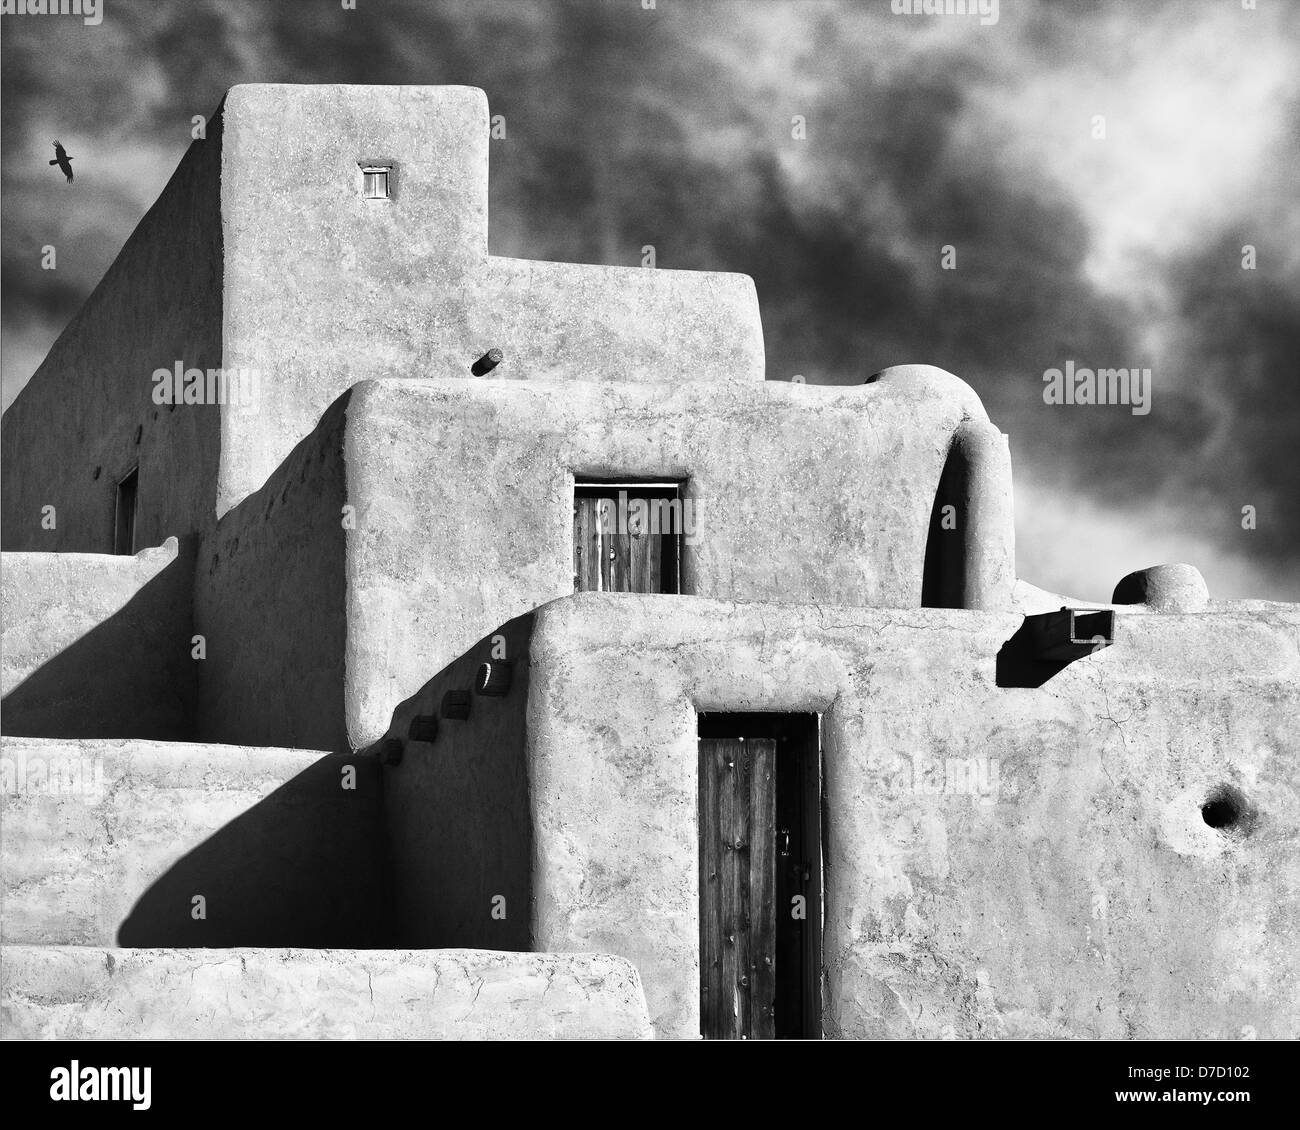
[50,141,74,183]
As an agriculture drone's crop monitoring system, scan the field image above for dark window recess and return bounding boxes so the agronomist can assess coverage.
[114,467,138,555]
[573,481,682,594]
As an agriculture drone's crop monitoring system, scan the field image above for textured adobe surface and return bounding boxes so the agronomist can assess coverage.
[515,594,1300,1039]
[377,614,534,951]
[340,373,1008,745]
[1,947,653,1040]
[218,84,763,512]
[1,539,194,739]
[1113,563,1211,612]
[192,395,351,752]
[1,738,385,948]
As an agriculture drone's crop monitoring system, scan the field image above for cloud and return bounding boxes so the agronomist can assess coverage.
[1016,480,1300,604]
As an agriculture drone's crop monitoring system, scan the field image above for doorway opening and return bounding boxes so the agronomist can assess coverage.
[697,712,822,1039]
[921,437,965,608]
[921,419,1015,611]
[114,466,138,555]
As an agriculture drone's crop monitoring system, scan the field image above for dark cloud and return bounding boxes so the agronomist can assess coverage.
[2,0,1297,599]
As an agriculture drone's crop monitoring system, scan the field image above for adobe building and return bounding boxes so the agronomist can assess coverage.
[2,85,1297,1041]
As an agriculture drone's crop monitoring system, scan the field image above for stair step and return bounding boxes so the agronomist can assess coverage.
[1,738,384,947]
[0,946,653,1040]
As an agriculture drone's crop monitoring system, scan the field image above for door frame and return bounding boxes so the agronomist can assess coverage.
[698,711,823,1039]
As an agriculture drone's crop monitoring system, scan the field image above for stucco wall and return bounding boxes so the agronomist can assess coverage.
[376,614,534,951]
[0,738,386,948]
[216,84,762,514]
[1,946,653,1040]
[0,111,224,553]
[1,539,194,739]
[192,393,351,752]
[476,255,762,385]
[342,375,990,746]
[520,593,1300,1040]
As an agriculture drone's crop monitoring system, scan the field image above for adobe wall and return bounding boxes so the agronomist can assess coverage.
[0,112,224,553]
[191,392,352,752]
[341,374,998,746]
[0,738,387,948]
[475,256,763,385]
[2,84,763,556]
[2,947,653,1040]
[216,84,763,514]
[0,539,195,739]
[375,614,534,951]
[520,593,1300,1040]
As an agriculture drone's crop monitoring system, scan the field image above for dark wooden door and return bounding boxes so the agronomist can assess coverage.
[699,737,777,1039]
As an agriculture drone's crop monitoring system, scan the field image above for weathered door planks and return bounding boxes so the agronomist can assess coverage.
[573,496,605,591]
[573,489,675,594]
[699,737,777,1039]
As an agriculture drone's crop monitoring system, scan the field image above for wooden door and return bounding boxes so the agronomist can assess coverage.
[699,737,777,1039]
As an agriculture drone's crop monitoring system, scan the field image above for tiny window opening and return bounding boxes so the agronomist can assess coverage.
[360,163,392,200]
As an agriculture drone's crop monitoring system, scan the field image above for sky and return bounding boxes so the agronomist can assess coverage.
[2,0,1298,602]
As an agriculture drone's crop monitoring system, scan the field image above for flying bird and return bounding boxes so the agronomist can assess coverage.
[50,141,74,183]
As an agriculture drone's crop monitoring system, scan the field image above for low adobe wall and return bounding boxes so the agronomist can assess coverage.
[0,738,386,948]
[1,539,195,739]
[519,593,1300,1040]
[192,394,351,753]
[1,946,653,1040]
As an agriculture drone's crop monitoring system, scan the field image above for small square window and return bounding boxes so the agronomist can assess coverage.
[573,480,684,594]
[360,164,392,200]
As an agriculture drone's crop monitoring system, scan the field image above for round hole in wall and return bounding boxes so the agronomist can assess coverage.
[1201,784,1254,834]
